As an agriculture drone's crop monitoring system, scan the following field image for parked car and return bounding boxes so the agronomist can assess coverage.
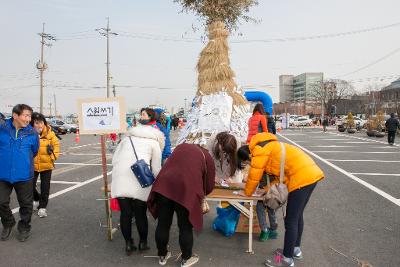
[48,119,78,133]
[48,120,68,135]
[293,116,313,127]
[337,116,366,128]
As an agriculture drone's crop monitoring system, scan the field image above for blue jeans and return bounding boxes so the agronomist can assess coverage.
[256,201,278,232]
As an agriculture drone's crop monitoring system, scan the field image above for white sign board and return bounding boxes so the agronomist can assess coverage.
[77,97,127,134]
[198,94,233,132]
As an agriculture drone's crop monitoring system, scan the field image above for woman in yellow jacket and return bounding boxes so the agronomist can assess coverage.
[31,113,60,218]
[238,132,324,267]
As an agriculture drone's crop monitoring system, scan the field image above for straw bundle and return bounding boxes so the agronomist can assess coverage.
[196,21,247,105]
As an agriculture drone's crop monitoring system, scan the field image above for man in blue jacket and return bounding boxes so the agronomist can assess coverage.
[0,104,39,242]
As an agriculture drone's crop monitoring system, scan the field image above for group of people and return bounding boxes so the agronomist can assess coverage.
[0,104,60,242]
[0,103,325,267]
[110,103,324,267]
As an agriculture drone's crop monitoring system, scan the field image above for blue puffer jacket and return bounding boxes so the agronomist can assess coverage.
[156,122,171,160]
[0,119,39,183]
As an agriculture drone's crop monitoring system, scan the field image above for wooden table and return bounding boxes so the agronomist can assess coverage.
[206,187,263,254]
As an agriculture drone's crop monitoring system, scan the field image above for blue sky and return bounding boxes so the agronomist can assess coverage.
[1,0,400,114]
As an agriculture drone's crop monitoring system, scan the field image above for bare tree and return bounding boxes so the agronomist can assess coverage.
[309,79,355,116]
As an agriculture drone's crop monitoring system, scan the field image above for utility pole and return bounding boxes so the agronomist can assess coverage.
[53,93,57,117]
[96,18,118,98]
[49,102,52,117]
[36,23,55,113]
[112,85,116,97]
[321,76,325,119]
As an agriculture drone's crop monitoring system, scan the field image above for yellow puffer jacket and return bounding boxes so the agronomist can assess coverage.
[245,133,324,196]
[34,126,60,172]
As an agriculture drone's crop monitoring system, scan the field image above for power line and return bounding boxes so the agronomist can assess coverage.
[337,47,400,78]
[117,21,400,44]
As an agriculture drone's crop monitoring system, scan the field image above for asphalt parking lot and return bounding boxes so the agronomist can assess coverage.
[1,128,399,267]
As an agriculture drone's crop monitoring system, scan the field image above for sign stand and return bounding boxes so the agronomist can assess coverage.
[77,97,127,241]
[100,135,113,241]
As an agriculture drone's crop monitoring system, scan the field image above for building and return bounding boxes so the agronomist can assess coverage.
[380,78,400,114]
[279,73,323,103]
[279,75,294,102]
[293,73,323,101]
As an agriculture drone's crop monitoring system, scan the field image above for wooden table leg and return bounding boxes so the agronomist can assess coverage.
[246,200,254,254]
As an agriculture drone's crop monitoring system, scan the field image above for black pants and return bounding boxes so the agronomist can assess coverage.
[283,182,317,258]
[33,170,52,209]
[388,131,396,144]
[117,198,148,243]
[155,194,193,260]
[0,179,33,232]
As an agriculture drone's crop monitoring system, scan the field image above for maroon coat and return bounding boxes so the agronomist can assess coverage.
[148,143,216,231]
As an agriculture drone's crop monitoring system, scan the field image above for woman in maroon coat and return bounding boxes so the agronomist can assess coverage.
[148,143,215,267]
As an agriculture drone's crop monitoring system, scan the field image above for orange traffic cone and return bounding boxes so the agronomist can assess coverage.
[75,129,80,143]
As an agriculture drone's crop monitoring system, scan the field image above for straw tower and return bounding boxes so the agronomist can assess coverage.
[197,21,247,105]
[175,0,258,145]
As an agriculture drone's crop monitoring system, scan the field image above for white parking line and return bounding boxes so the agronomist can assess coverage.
[278,133,400,207]
[67,143,101,150]
[329,132,400,147]
[67,153,112,156]
[308,145,356,148]
[351,173,400,177]
[327,159,400,163]
[11,171,112,214]
[55,163,112,166]
[311,151,399,154]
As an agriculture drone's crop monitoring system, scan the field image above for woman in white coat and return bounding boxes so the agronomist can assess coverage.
[111,124,164,255]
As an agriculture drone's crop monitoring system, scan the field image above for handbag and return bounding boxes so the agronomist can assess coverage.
[262,142,289,210]
[128,136,155,188]
[198,147,210,214]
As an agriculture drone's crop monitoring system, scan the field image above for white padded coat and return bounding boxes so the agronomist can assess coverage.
[111,125,165,201]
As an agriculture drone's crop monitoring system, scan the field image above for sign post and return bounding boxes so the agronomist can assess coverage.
[77,97,126,240]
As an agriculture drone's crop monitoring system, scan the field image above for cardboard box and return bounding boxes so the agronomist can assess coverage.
[235,204,263,234]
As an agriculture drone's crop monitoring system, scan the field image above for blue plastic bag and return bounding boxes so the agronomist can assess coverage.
[212,205,241,237]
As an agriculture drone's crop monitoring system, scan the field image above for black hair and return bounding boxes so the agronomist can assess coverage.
[213,132,238,177]
[140,107,156,122]
[30,112,47,126]
[12,104,33,116]
[237,145,251,170]
[253,103,265,115]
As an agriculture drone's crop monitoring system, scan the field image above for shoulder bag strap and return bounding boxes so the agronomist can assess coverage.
[198,147,207,194]
[128,136,139,161]
[279,142,286,184]
[266,142,286,188]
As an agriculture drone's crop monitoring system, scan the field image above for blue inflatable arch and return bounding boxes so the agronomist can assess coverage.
[244,91,273,114]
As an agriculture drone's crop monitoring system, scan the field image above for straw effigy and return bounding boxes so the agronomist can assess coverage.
[177,21,250,145]
[196,21,247,105]
[174,0,259,145]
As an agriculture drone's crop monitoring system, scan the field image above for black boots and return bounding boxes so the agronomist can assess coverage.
[139,241,150,251]
[1,225,14,241]
[125,239,137,256]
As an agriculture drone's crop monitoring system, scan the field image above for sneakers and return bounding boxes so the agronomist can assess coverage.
[38,208,47,218]
[33,201,39,211]
[17,230,31,242]
[159,251,172,266]
[259,229,279,242]
[181,255,199,267]
[293,247,303,259]
[259,230,269,241]
[264,249,294,267]
[268,229,278,239]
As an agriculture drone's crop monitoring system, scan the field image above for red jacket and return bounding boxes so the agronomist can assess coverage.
[247,112,268,143]
[147,143,216,231]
